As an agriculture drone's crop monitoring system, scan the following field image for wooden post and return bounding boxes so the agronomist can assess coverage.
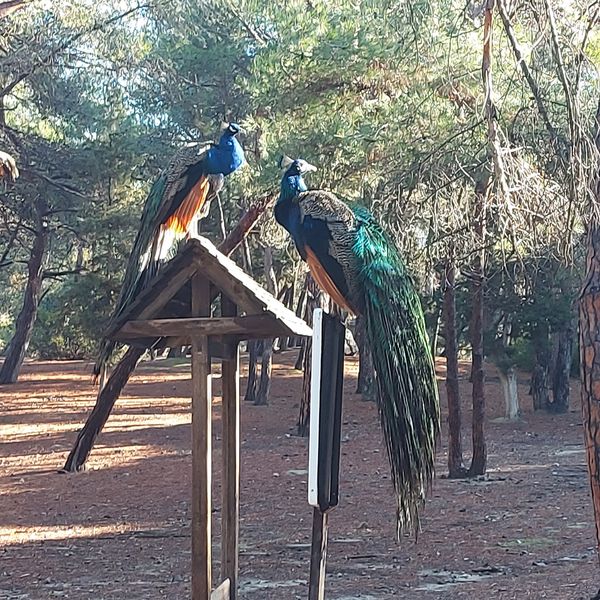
[221,296,240,598]
[308,508,329,600]
[191,274,212,600]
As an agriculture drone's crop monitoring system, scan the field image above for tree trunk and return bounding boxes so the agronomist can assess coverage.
[443,257,466,478]
[530,340,551,410]
[550,325,573,413]
[255,340,272,406]
[62,345,142,471]
[254,246,277,406]
[468,0,495,477]
[244,340,260,403]
[430,304,442,358]
[468,175,488,477]
[294,338,306,371]
[498,366,519,420]
[580,223,600,557]
[278,287,292,352]
[0,198,49,384]
[63,195,274,472]
[354,314,374,399]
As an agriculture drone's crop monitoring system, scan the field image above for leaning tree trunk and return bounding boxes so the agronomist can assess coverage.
[580,223,600,556]
[62,346,142,471]
[550,323,573,413]
[0,198,49,384]
[63,193,276,472]
[254,246,277,406]
[443,256,466,478]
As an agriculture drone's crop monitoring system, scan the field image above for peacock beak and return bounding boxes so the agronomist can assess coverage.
[301,161,317,173]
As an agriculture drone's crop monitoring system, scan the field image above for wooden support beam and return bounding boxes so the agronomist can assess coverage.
[191,275,212,600]
[113,315,300,341]
[220,295,240,599]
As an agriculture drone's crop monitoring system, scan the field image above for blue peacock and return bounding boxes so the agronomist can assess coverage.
[94,123,245,378]
[275,156,440,536]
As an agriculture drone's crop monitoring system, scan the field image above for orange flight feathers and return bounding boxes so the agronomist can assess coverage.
[305,246,355,314]
[163,176,210,234]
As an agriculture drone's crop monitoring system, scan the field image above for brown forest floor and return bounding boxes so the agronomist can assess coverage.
[0,352,598,599]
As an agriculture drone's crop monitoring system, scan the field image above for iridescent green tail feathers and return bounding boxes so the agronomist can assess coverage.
[353,209,440,537]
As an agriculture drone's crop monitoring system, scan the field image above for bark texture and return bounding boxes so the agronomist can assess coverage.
[580,224,600,555]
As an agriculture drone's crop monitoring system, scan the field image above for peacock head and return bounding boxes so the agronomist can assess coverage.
[277,155,316,200]
[279,155,317,178]
[224,122,243,137]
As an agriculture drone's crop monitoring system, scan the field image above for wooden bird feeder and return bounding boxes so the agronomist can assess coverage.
[106,236,312,600]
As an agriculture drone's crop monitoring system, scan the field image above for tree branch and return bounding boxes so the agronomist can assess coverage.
[0,4,150,98]
[42,268,85,280]
[497,0,558,145]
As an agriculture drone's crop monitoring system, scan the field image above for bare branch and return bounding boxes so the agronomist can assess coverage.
[497,0,558,145]
[42,268,85,280]
[0,4,150,98]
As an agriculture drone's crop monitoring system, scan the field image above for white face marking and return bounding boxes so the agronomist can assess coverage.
[297,159,317,173]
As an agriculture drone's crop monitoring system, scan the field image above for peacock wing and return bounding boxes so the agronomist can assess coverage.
[153,143,212,230]
[295,191,361,314]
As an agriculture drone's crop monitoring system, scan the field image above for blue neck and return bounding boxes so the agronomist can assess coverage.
[204,132,245,175]
[278,174,307,204]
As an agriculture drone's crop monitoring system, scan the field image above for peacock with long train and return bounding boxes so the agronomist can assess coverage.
[94,123,245,378]
[275,156,440,536]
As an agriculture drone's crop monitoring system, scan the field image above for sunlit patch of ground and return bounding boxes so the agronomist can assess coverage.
[0,353,597,599]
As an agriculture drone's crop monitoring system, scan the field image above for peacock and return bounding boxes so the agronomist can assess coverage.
[94,122,245,378]
[274,156,440,537]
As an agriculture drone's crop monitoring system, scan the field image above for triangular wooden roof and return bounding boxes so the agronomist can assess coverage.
[107,236,312,346]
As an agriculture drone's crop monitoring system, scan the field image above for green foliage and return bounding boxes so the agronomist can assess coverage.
[0,0,596,365]
[29,273,117,359]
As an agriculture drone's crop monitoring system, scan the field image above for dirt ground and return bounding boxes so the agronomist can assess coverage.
[0,351,598,599]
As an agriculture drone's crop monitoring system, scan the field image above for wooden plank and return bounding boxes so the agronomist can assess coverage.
[187,237,312,337]
[105,251,198,338]
[308,508,329,600]
[114,315,304,340]
[191,274,212,600]
[210,579,231,600]
[220,295,239,599]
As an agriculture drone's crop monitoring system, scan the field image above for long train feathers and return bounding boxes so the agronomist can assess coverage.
[353,206,439,534]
